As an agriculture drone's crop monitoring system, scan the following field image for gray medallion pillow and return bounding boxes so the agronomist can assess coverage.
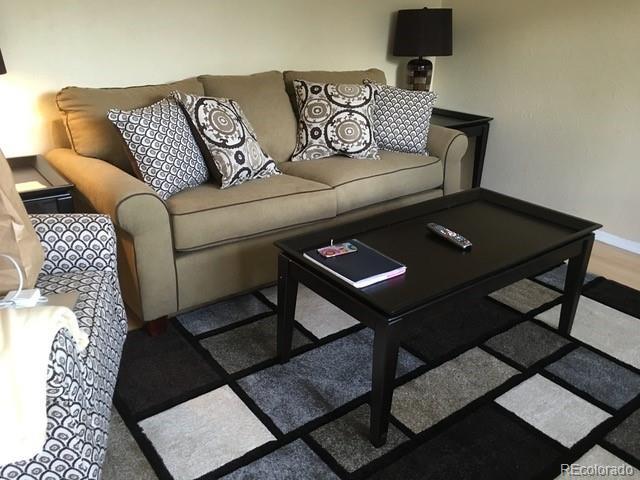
[291,80,379,161]
[171,91,280,189]
[108,97,209,200]
[369,83,437,154]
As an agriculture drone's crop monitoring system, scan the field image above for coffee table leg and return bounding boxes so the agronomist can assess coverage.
[370,325,400,447]
[277,254,297,364]
[559,234,595,335]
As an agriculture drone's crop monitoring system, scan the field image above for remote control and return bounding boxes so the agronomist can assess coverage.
[426,223,473,250]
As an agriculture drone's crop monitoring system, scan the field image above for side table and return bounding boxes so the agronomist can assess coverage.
[430,108,493,187]
[7,155,74,214]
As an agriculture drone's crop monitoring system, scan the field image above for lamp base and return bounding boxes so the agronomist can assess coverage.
[407,57,433,91]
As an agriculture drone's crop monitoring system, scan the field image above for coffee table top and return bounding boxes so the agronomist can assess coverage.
[276,189,601,317]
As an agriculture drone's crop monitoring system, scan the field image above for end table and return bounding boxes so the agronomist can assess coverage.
[7,155,74,214]
[430,108,493,188]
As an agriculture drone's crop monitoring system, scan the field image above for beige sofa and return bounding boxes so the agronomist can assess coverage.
[47,69,468,324]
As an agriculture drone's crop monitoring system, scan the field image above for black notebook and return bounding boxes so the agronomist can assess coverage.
[303,239,406,288]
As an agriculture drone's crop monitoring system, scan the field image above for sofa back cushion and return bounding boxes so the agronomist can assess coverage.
[56,78,204,174]
[198,71,296,164]
[283,69,387,112]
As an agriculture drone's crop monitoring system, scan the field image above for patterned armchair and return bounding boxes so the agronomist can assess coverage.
[0,214,127,480]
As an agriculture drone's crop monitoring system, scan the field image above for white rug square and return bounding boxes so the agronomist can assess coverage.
[139,386,275,480]
[536,296,640,369]
[262,284,358,338]
[496,374,610,448]
[555,445,640,479]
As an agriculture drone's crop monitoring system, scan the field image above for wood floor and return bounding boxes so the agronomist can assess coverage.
[588,241,640,291]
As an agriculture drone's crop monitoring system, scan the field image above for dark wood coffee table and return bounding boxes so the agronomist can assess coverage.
[275,188,600,446]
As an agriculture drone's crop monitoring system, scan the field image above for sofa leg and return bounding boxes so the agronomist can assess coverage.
[145,316,169,336]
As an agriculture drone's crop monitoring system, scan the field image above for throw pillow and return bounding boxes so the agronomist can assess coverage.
[171,91,280,189]
[108,97,209,200]
[291,80,379,161]
[368,83,437,154]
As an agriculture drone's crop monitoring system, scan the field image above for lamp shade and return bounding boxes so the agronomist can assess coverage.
[0,49,6,75]
[393,8,453,57]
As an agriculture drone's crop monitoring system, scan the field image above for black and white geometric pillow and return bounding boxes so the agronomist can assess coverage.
[171,91,281,189]
[291,80,379,162]
[369,83,437,155]
[108,98,209,201]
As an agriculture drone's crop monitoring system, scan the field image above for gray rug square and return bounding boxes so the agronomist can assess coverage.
[554,445,640,480]
[177,294,272,335]
[262,284,358,338]
[537,296,640,369]
[237,329,424,434]
[489,279,561,313]
[310,404,409,472]
[484,321,570,367]
[391,347,518,433]
[103,408,157,480]
[546,347,640,409]
[201,315,311,374]
[139,386,275,480]
[496,374,611,447]
[221,439,339,479]
[605,408,640,462]
[535,264,597,291]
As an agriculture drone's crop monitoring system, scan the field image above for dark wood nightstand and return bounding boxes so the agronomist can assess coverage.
[7,155,74,214]
[431,108,493,188]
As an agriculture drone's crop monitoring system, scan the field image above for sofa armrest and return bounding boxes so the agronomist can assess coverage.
[427,124,469,194]
[45,148,177,321]
[31,213,117,275]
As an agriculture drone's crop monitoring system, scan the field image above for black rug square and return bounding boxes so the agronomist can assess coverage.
[115,322,221,418]
[369,404,564,480]
[584,279,640,319]
[605,408,640,463]
[402,297,520,363]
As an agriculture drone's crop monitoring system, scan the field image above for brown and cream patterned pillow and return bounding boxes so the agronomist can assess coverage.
[291,80,379,161]
[107,97,209,201]
[171,91,280,189]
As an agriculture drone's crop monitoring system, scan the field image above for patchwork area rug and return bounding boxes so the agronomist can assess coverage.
[106,265,640,479]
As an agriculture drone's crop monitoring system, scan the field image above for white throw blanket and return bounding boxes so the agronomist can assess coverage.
[0,306,88,464]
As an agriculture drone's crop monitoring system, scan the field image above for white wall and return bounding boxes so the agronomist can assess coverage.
[0,0,438,157]
[436,0,640,242]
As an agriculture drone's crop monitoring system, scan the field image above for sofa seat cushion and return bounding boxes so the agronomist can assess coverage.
[280,150,443,214]
[166,175,337,251]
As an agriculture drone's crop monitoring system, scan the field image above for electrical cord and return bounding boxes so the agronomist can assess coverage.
[0,253,48,309]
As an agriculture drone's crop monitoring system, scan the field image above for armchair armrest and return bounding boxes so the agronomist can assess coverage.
[427,124,469,194]
[31,214,116,276]
[45,148,177,321]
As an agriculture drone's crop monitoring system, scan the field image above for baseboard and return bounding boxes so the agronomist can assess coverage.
[595,230,640,255]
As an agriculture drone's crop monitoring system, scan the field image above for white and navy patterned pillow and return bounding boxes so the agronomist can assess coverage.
[108,98,209,200]
[171,91,280,189]
[369,83,437,154]
[291,80,379,162]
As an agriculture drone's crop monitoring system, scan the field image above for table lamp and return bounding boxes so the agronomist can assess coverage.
[0,49,6,75]
[393,8,452,91]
